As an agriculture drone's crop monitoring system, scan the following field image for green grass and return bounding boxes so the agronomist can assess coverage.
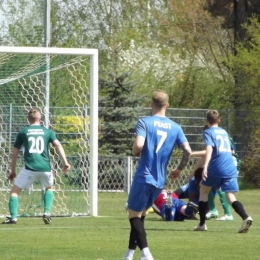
[0,190,259,260]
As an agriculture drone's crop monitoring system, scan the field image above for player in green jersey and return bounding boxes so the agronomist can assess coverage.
[2,108,71,224]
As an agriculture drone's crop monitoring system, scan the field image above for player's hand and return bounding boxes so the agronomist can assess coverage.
[169,169,181,180]
[8,172,16,181]
[63,163,71,173]
[202,169,208,181]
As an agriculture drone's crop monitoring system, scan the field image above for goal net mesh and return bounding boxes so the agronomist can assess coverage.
[0,52,91,217]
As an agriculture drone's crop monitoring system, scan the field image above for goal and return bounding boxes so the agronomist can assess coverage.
[0,46,98,217]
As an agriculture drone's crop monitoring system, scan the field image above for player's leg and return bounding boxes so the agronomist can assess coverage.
[178,199,198,219]
[194,175,221,231]
[206,189,219,220]
[2,169,35,224]
[125,214,147,260]
[222,177,252,233]
[216,189,234,220]
[43,187,54,215]
[226,192,252,233]
[194,183,211,231]
[124,182,158,260]
[42,187,53,224]
[2,185,22,224]
[39,171,54,224]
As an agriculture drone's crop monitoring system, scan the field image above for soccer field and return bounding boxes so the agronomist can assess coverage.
[0,190,259,260]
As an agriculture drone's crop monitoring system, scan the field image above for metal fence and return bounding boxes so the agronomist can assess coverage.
[96,156,199,192]
[0,105,231,147]
[0,105,251,193]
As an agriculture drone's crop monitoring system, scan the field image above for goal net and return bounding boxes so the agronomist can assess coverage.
[0,47,98,217]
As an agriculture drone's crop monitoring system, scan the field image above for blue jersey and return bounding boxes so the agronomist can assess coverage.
[133,115,188,189]
[203,126,237,177]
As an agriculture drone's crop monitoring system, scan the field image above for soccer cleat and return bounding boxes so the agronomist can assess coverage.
[216,214,234,221]
[2,217,17,224]
[122,257,132,260]
[194,224,207,231]
[238,216,253,233]
[206,210,219,220]
[187,201,199,213]
[139,254,154,260]
[43,214,52,224]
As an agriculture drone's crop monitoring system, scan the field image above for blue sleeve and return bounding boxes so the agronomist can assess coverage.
[135,119,146,138]
[203,130,214,147]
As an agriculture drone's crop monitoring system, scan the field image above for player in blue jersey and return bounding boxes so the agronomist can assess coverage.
[2,108,71,225]
[207,136,241,220]
[192,135,241,221]
[123,90,192,260]
[194,110,252,233]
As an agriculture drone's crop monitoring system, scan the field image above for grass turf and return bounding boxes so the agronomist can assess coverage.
[0,190,259,260]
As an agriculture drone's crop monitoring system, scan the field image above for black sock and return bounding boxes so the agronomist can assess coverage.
[199,201,208,226]
[129,217,148,250]
[128,229,137,250]
[232,201,248,220]
[128,216,146,250]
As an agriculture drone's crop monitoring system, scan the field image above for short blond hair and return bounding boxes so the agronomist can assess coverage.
[206,110,220,125]
[28,108,41,123]
[152,89,169,108]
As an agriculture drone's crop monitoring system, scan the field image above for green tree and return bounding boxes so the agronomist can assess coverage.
[99,49,144,155]
[0,0,45,46]
[225,16,260,187]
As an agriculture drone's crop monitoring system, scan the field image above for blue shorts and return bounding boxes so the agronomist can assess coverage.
[160,198,187,221]
[201,175,239,192]
[128,181,162,212]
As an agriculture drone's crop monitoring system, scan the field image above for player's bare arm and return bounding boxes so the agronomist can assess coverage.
[9,147,19,180]
[185,156,205,183]
[132,135,145,156]
[170,142,191,179]
[177,142,192,170]
[191,150,206,157]
[53,140,71,173]
[202,146,213,180]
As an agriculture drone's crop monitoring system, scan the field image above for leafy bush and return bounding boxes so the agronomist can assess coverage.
[240,128,260,188]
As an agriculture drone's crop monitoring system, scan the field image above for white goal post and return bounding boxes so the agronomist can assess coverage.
[0,46,98,217]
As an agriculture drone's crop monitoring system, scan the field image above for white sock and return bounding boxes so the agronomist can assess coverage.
[141,247,151,257]
[124,249,135,258]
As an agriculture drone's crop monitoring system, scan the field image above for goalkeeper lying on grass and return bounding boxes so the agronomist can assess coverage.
[152,188,198,221]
